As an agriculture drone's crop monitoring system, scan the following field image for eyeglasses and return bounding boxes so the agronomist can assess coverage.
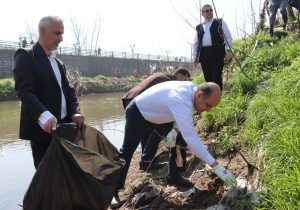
[203,9,213,13]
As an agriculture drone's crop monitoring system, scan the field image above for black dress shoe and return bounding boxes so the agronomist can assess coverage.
[110,193,125,209]
[166,174,194,188]
[139,162,163,171]
[177,165,186,173]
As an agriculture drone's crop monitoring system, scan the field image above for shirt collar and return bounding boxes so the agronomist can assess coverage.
[49,51,56,59]
[204,18,213,24]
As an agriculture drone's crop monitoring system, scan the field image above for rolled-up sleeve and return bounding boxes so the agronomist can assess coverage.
[222,20,233,50]
[192,31,199,59]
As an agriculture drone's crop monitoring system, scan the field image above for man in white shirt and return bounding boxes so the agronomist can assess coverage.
[192,4,233,90]
[114,81,237,204]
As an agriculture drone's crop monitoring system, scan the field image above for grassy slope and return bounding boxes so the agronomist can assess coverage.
[193,33,300,209]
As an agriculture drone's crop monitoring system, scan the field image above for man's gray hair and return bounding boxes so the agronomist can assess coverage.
[197,83,213,98]
[38,16,62,31]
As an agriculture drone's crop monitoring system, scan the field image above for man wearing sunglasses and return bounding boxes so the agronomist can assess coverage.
[192,4,233,91]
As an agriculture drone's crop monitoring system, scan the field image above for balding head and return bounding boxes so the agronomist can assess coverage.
[198,82,221,98]
[194,82,222,112]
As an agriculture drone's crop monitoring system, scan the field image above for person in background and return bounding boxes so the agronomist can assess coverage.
[192,4,233,91]
[267,0,288,36]
[113,81,237,206]
[122,67,190,109]
[133,68,139,78]
[13,16,85,169]
[22,37,27,48]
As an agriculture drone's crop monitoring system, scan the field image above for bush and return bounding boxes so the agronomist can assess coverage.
[0,78,14,94]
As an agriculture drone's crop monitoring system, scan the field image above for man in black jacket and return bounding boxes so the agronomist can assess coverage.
[13,16,85,169]
[192,4,233,90]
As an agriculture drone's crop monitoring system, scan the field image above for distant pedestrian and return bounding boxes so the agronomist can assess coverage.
[97,47,101,56]
[22,38,27,48]
[115,68,121,78]
[133,69,139,78]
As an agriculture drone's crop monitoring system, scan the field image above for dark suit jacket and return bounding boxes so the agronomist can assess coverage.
[13,42,80,143]
[121,72,176,109]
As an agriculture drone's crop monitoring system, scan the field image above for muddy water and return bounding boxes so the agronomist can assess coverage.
[0,92,126,210]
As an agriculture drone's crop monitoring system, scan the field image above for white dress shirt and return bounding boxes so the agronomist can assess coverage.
[135,81,216,165]
[192,18,233,59]
[38,52,67,129]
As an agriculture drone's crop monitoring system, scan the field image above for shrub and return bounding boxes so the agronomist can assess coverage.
[0,78,14,94]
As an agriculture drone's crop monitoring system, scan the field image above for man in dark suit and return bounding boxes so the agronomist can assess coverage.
[13,16,85,169]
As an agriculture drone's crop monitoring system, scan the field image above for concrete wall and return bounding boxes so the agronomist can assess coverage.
[0,49,192,78]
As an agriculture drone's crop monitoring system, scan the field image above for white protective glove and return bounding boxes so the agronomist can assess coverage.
[212,165,237,187]
[160,129,177,148]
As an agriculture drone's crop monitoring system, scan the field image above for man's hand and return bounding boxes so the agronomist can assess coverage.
[160,129,177,148]
[193,59,199,68]
[225,51,233,63]
[212,165,237,186]
[160,138,176,148]
[166,129,177,142]
[71,114,85,125]
[43,117,57,134]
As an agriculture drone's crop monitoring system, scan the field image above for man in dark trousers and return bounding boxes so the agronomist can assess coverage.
[13,16,85,169]
[268,0,288,36]
[192,4,233,90]
[122,68,190,178]
[113,82,237,206]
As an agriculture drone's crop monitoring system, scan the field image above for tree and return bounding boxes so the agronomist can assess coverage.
[70,16,102,56]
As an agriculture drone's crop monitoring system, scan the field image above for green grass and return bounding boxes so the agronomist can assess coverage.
[198,34,300,208]
[0,78,14,94]
[241,61,300,209]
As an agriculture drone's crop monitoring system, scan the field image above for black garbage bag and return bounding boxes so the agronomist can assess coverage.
[23,123,124,210]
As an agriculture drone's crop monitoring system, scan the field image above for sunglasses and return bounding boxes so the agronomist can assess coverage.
[203,9,213,13]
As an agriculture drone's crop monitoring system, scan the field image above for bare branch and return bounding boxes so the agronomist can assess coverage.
[169,0,195,30]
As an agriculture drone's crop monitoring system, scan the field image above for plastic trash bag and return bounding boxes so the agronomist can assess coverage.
[23,123,124,210]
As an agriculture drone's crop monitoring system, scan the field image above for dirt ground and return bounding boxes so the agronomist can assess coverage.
[109,141,258,210]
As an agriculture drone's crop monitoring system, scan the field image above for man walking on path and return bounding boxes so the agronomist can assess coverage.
[13,16,85,169]
[192,4,233,90]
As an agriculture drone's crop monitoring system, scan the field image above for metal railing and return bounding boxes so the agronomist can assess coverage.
[0,40,190,62]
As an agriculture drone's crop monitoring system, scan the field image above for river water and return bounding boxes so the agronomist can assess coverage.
[0,93,126,210]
